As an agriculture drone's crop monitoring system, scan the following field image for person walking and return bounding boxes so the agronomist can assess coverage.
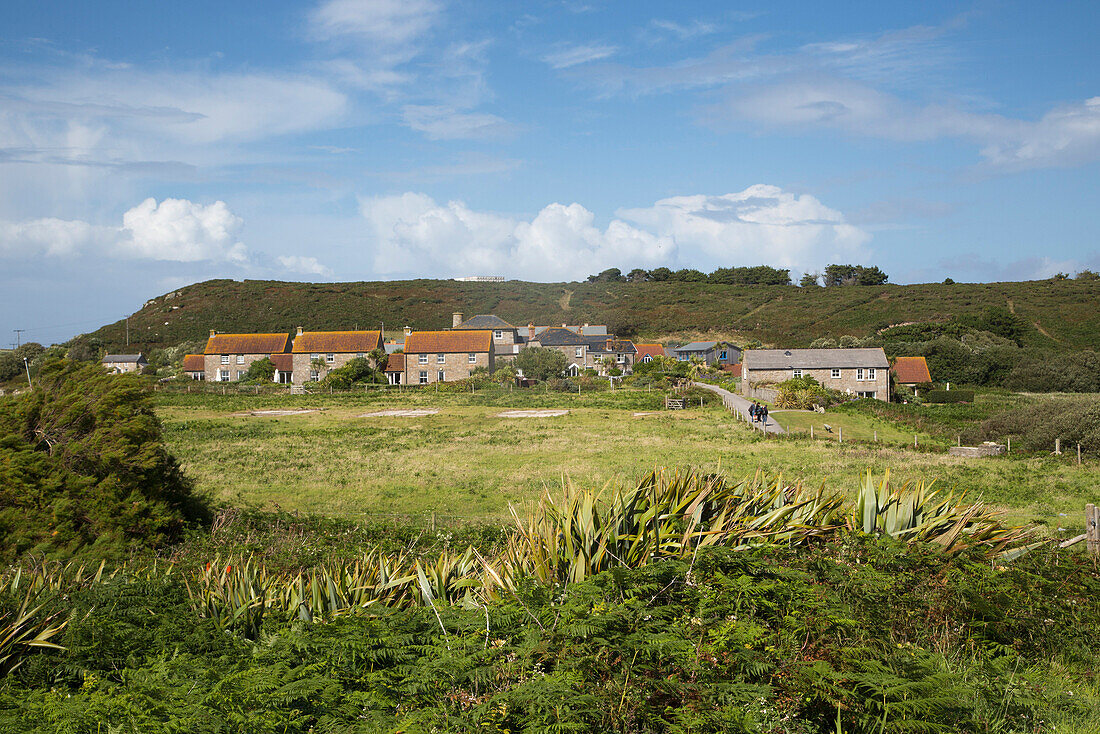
[761,404,769,427]
[750,401,758,422]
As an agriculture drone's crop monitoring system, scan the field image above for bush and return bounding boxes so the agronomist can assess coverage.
[773,376,840,410]
[924,389,974,403]
[978,398,1100,453]
[1004,351,1100,393]
[514,347,568,381]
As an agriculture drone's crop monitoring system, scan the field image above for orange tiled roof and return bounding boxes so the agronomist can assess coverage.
[204,333,290,355]
[270,353,293,371]
[892,356,932,384]
[404,330,493,354]
[384,353,405,372]
[292,330,382,354]
[634,343,665,360]
[181,354,205,371]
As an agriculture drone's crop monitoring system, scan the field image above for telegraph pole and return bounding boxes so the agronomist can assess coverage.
[23,357,32,388]
[13,329,24,349]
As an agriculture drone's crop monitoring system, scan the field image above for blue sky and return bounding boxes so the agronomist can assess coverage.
[2,0,1099,345]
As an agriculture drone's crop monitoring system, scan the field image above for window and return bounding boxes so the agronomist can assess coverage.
[356,353,365,359]
[678,354,688,361]
[310,370,319,381]
[493,330,503,339]
[418,354,428,365]
[858,391,877,399]
[642,355,653,363]
[575,347,583,358]
[219,369,229,381]
[437,370,445,382]
[468,352,477,364]
[856,368,865,381]
[831,369,841,379]
[326,353,335,364]
[437,353,446,364]
[221,355,230,365]
[793,369,802,378]
[235,371,244,380]
[617,353,625,363]
[719,350,727,360]
[236,355,245,365]
[310,353,319,361]
[867,368,876,380]
[419,371,428,384]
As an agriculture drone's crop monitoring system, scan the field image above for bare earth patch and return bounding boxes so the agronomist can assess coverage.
[249,409,319,416]
[359,409,440,417]
[633,412,660,418]
[497,409,569,418]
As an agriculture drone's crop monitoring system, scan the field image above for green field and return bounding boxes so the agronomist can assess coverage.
[159,388,1100,529]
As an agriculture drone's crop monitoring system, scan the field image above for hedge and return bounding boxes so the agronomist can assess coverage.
[924,389,974,403]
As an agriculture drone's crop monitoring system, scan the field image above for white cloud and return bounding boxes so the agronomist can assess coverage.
[309,0,441,46]
[359,185,868,279]
[649,20,718,40]
[980,97,1100,171]
[401,105,515,140]
[0,217,114,257]
[278,255,334,277]
[117,198,248,263]
[617,185,870,269]
[542,44,618,69]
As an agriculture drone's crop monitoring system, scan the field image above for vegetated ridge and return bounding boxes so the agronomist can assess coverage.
[79,277,1100,353]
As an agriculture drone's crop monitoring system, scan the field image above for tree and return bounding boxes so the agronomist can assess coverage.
[648,267,672,282]
[823,264,889,286]
[1075,269,1099,280]
[626,268,650,282]
[587,268,625,283]
[244,357,275,382]
[671,268,707,282]
[514,347,568,381]
[799,272,820,287]
[942,277,955,285]
[708,265,791,285]
[368,347,388,372]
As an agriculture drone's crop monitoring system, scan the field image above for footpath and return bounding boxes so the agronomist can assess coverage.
[691,381,786,435]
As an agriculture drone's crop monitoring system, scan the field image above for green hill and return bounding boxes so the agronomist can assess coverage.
[78,277,1100,353]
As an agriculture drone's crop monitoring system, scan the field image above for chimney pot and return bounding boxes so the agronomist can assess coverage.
[562,323,567,328]
[452,312,463,328]
[296,326,303,336]
[528,322,535,338]
[404,325,412,337]
[209,329,216,338]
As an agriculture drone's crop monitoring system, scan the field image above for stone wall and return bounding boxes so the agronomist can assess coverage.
[743,366,889,401]
[204,353,275,382]
[291,351,372,385]
[403,350,493,385]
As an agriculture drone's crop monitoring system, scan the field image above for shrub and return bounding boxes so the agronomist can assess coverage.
[773,376,840,410]
[924,389,974,403]
[1003,351,1100,393]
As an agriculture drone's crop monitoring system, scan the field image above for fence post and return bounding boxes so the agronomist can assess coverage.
[1055,438,1062,455]
[1078,443,1082,466]
[1087,504,1099,555]
[914,434,918,449]
[810,425,813,439]
[1007,437,1011,453]
[838,426,842,443]
[874,430,877,442]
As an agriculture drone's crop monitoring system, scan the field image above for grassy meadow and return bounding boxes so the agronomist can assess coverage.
[158,387,1100,530]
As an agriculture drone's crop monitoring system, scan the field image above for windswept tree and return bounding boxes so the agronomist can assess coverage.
[514,347,568,381]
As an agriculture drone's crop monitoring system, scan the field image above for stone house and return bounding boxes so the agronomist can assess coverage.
[290,328,383,384]
[452,313,524,360]
[203,331,291,382]
[384,353,405,384]
[102,353,147,374]
[670,341,741,366]
[634,343,666,365]
[741,348,891,401]
[403,330,494,385]
[527,327,636,376]
[181,354,205,380]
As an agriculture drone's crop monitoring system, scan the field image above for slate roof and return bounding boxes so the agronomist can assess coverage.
[205,333,291,355]
[384,342,404,354]
[292,331,382,354]
[530,324,608,337]
[270,354,293,372]
[743,348,890,370]
[673,341,719,352]
[454,314,515,330]
[181,354,204,371]
[404,330,493,353]
[533,327,586,346]
[892,356,932,384]
[103,353,146,364]
[589,338,636,354]
[384,353,405,372]
[634,343,666,360]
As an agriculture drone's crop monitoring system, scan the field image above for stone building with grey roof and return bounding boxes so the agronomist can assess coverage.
[102,353,147,374]
[741,348,890,401]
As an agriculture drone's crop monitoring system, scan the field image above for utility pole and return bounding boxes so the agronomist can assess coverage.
[126,318,129,346]
[23,357,32,388]
[13,329,24,349]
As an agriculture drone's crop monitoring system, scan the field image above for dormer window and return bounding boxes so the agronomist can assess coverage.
[494,330,503,339]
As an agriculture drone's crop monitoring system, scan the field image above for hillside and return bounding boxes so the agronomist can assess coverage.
[78,277,1100,353]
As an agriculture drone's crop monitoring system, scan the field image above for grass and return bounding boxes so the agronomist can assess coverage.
[770,408,934,445]
[157,387,1100,531]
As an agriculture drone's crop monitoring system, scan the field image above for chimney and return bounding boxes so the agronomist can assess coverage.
[296,326,303,336]
[209,329,216,338]
[562,323,567,328]
[528,322,535,339]
[403,325,412,337]
[452,312,463,328]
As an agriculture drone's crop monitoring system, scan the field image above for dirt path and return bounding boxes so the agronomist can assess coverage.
[559,289,573,311]
[691,382,784,434]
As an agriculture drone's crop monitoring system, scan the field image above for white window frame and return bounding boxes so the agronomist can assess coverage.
[617,353,625,363]
[642,355,653,363]
[575,346,583,358]
[793,369,803,378]
[493,330,503,339]
[468,352,477,364]
[831,369,841,379]
[418,354,428,365]
[236,355,245,365]
[867,368,876,380]
[219,369,230,381]
[310,369,319,381]
[310,353,320,361]
[235,371,244,380]
[356,352,365,359]
[419,371,428,384]
[437,353,446,364]
[437,370,445,382]
[221,355,230,365]
[326,353,335,364]
[857,368,865,381]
